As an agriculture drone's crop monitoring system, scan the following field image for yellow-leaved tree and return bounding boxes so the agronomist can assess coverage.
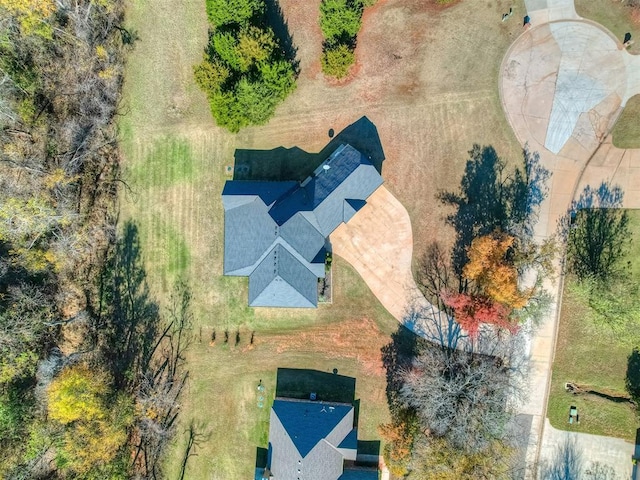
[47,364,134,475]
[0,0,55,36]
[463,232,531,309]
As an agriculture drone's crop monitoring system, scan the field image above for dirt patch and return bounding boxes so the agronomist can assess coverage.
[261,318,389,376]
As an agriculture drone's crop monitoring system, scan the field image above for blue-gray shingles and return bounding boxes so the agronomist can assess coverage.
[272,400,353,458]
[249,245,318,307]
[223,199,278,275]
[222,144,382,307]
[280,213,326,262]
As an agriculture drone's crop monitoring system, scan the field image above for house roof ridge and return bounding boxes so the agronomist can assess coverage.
[274,397,354,407]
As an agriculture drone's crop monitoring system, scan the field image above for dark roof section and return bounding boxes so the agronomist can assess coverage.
[338,470,379,480]
[221,180,297,208]
[222,144,383,307]
[337,428,358,451]
[269,145,383,235]
[271,399,353,458]
[343,199,367,223]
[248,245,318,307]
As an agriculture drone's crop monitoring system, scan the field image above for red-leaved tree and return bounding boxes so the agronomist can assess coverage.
[441,291,517,339]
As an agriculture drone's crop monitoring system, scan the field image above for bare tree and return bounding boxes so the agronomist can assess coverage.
[399,328,527,454]
[133,280,193,479]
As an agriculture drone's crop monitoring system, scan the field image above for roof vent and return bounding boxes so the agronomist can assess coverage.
[323,164,330,171]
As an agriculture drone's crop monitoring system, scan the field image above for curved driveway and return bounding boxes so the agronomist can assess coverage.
[331,186,443,338]
[332,1,640,477]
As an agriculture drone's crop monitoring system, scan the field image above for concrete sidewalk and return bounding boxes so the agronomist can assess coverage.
[501,1,640,477]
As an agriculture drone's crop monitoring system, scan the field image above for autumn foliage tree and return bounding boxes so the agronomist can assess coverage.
[441,292,514,339]
[47,364,134,476]
[378,419,417,477]
[463,233,531,309]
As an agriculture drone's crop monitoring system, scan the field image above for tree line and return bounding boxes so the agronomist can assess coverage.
[0,1,191,478]
[380,144,554,478]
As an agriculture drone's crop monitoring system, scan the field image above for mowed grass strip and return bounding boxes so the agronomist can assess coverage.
[163,314,396,480]
[612,95,640,149]
[129,136,195,188]
[548,210,640,441]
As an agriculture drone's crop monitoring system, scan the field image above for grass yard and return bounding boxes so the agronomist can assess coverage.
[548,210,640,442]
[575,0,640,54]
[612,95,640,149]
[118,0,526,477]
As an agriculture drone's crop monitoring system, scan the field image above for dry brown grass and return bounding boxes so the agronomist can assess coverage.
[119,0,527,477]
[265,317,390,375]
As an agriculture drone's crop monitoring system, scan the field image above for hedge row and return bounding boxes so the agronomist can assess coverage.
[319,0,375,78]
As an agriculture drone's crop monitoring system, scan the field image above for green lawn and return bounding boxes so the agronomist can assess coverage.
[548,210,640,441]
[575,0,640,54]
[612,95,640,149]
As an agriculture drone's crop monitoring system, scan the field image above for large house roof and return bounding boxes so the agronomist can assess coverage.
[222,144,383,308]
[268,399,356,480]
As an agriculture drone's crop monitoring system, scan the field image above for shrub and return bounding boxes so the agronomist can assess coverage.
[194,60,230,93]
[196,0,297,131]
[320,0,362,42]
[321,43,355,78]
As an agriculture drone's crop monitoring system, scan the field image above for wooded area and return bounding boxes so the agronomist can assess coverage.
[0,1,190,477]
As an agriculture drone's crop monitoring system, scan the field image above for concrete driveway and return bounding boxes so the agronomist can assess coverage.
[331,185,443,337]
[501,1,640,477]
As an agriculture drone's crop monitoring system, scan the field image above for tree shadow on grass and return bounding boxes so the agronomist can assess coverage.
[96,221,160,392]
[232,116,385,182]
[626,348,640,407]
[439,144,550,275]
[264,0,299,72]
[560,182,629,280]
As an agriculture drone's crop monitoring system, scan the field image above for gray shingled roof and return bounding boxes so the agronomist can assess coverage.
[268,399,356,480]
[223,198,278,276]
[280,213,326,263]
[249,245,318,307]
[222,144,382,308]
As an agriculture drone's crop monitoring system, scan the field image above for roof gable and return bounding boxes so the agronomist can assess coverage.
[248,245,318,307]
[271,400,353,458]
[343,199,367,223]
